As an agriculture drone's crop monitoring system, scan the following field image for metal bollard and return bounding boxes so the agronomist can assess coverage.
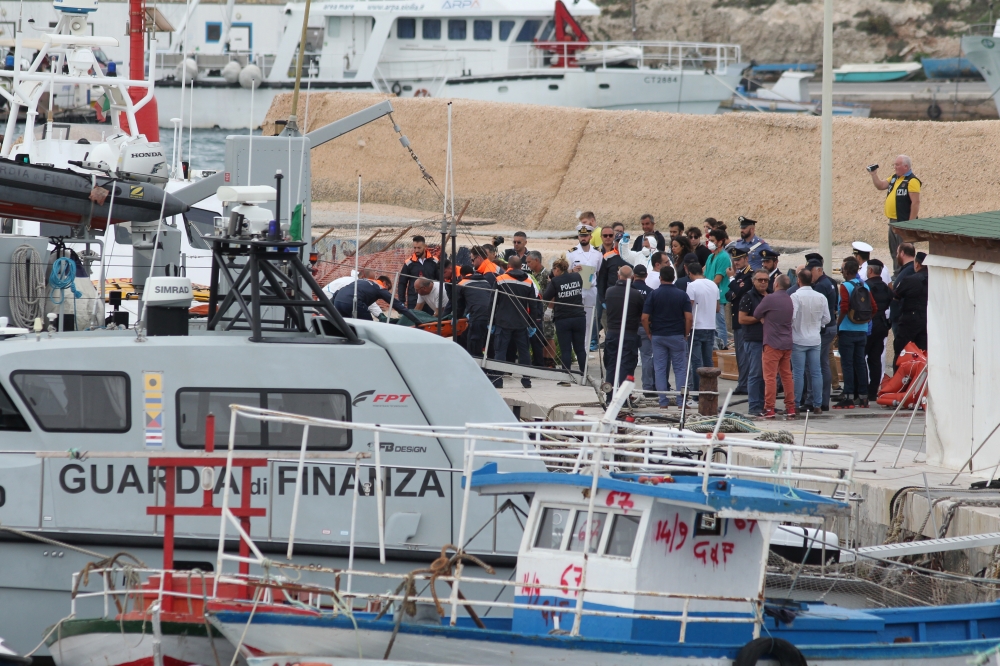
[697,367,722,416]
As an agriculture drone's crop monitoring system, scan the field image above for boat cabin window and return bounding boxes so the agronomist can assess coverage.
[206,22,222,43]
[397,18,416,39]
[533,505,641,559]
[568,510,607,553]
[448,19,466,40]
[499,20,515,40]
[11,371,129,433]
[177,389,351,450]
[0,383,29,431]
[423,19,441,39]
[473,20,492,40]
[606,514,641,558]
[515,20,541,42]
[539,19,555,41]
[534,507,569,549]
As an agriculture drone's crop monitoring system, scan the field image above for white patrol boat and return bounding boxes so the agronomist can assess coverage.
[0,99,530,659]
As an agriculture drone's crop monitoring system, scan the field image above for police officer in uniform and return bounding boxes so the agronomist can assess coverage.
[728,216,774,271]
[760,249,781,292]
[725,247,754,394]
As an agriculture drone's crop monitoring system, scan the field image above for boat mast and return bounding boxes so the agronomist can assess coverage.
[284,0,313,134]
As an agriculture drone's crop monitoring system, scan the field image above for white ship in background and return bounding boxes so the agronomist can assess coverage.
[0,0,746,127]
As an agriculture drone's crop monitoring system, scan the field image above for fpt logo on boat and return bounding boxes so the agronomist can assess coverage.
[442,0,479,8]
[352,390,413,406]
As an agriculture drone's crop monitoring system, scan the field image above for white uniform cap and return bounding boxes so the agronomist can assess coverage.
[852,241,874,253]
[576,222,594,232]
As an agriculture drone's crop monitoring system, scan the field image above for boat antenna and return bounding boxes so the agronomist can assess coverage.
[284,0,313,134]
[294,70,312,212]
[247,79,254,185]
[351,174,361,318]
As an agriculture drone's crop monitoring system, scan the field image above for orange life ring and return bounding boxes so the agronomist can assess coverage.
[413,88,431,97]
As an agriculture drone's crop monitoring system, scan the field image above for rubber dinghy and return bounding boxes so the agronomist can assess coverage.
[0,159,189,229]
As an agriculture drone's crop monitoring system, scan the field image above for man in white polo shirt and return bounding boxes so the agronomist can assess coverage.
[684,262,720,391]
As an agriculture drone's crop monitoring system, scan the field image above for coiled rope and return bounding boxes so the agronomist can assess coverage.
[9,244,44,328]
[49,256,82,330]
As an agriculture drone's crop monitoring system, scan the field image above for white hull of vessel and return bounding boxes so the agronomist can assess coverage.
[48,623,237,666]
[157,66,744,128]
[962,34,1000,115]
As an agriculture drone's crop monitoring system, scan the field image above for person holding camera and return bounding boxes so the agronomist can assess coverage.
[868,156,920,271]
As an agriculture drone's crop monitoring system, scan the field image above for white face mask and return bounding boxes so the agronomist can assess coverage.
[707,242,717,251]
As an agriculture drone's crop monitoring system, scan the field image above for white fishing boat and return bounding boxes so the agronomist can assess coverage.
[0,0,746,127]
[727,70,871,117]
[832,62,922,82]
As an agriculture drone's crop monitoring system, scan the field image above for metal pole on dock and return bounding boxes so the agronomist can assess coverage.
[819,0,834,268]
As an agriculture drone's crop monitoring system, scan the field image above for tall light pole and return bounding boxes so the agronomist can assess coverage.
[819,0,834,268]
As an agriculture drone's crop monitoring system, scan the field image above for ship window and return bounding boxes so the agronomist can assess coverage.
[568,510,607,554]
[423,19,441,39]
[178,389,261,448]
[605,514,640,558]
[0,383,29,431]
[539,19,555,41]
[176,388,351,450]
[534,507,569,549]
[515,19,541,42]
[695,512,721,536]
[267,391,350,449]
[473,20,492,40]
[448,19,466,40]
[397,18,416,39]
[11,371,129,433]
[206,22,221,43]
[499,20,515,40]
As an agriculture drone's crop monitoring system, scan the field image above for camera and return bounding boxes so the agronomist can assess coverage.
[492,235,504,247]
[866,164,879,172]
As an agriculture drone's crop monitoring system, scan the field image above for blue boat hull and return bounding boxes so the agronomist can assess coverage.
[209,604,1000,665]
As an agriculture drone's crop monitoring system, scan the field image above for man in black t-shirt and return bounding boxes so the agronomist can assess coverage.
[738,270,769,416]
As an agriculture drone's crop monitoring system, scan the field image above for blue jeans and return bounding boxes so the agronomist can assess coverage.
[651,335,688,407]
[688,329,715,391]
[715,310,728,349]
[744,339,764,414]
[555,317,588,374]
[838,330,868,399]
[792,343,822,409]
[638,332,655,391]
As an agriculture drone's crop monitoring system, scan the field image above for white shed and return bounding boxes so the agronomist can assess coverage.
[893,214,1000,471]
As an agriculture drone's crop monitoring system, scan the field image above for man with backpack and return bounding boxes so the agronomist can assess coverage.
[834,258,878,409]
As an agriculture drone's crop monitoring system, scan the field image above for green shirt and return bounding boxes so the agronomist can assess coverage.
[705,251,732,303]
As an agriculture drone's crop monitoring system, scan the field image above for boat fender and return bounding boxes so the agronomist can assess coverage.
[239,64,263,90]
[175,58,198,83]
[391,81,402,96]
[734,637,806,666]
[927,103,942,120]
[222,60,242,85]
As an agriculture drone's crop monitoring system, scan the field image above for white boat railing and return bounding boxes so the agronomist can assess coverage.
[202,391,853,641]
[510,40,742,72]
[0,32,158,157]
